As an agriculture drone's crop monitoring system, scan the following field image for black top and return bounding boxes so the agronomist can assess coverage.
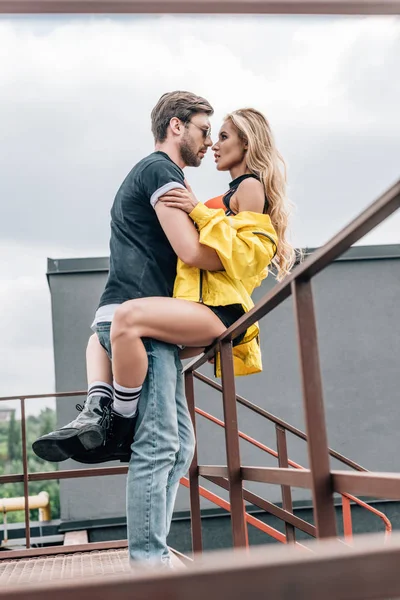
[99,151,185,307]
[223,173,269,216]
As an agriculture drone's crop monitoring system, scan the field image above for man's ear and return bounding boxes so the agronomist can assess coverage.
[169,117,182,137]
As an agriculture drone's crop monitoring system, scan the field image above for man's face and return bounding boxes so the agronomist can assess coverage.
[179,112,213,168]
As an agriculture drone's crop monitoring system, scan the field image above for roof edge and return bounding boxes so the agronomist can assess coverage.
[47,244,400,275]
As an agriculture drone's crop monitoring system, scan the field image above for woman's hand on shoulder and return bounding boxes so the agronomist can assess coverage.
[158,180,199,214]
[234,177,265,214]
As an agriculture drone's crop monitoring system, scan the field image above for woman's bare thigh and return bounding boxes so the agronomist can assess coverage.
[116,297,226,347]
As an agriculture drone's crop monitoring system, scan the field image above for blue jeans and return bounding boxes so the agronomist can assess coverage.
[96,323,195,566]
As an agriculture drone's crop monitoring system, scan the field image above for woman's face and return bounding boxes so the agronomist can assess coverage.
[212,119,247,171]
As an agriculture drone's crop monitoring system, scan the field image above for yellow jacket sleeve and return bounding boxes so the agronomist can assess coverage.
[189,202,278,280]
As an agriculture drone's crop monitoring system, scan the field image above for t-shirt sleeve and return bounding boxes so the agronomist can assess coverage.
[141,160,186,208]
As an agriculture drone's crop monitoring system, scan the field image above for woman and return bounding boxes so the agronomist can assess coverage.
[33,108,295,463]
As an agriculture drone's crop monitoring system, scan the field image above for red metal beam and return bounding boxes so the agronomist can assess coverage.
[1,0,399,14]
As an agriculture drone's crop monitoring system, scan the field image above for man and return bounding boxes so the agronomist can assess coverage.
[34,91,221,567]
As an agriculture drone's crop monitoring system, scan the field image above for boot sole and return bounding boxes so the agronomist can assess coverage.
[32,427,104,462]
[72,452,131,465]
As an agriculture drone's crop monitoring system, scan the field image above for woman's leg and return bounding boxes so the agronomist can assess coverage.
[32,333,115,462]
[111,298,225,389]
[86,333,113,386]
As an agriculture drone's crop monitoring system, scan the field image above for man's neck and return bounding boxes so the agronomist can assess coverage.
[154,142,185,169]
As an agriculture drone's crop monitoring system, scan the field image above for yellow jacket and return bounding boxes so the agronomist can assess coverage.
[173,202,278,376]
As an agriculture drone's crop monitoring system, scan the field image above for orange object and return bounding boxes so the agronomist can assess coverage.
[205,195,224,210]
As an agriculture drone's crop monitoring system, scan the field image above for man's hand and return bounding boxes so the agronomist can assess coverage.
[158,180,199,214]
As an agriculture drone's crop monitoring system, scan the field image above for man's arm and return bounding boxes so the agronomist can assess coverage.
[154,202,223,271]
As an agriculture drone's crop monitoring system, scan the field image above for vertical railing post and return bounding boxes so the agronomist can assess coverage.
[342,496,353,541]
[20,397,31,549]
[292,278,337,538]
[219,341,247,548]
[184,371,203,555]
[276,425,296,543]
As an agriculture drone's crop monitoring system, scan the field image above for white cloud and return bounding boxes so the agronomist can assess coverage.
[0,16,398,249]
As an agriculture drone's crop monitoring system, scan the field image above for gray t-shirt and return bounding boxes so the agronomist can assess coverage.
[98,151,185,308]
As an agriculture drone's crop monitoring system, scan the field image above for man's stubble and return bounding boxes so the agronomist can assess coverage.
[179,130,202,168]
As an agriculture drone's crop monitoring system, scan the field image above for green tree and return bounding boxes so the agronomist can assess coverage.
[7,411,21,461]
[1,408,60,525]
[38,408,56,438]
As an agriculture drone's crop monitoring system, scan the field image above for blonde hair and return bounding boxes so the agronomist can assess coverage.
[226,108,296,281]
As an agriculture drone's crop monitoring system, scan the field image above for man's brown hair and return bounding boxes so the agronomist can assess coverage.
[151,91,214,143]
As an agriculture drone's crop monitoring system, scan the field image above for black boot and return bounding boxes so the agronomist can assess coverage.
[72,408,136,464]
[32,395,112,462]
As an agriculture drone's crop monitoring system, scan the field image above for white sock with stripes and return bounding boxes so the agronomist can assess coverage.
[112,380,141,417]
[88,381,113,401]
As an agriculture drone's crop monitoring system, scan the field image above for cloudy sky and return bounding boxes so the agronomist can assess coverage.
[0,14,399,414]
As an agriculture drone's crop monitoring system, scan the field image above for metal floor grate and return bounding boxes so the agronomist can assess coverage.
[0,549,132,587]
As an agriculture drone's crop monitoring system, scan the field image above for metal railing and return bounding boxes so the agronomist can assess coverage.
[1,0,400,15]
[182,177,400,549]
[0,376,392,554]
[0,184,399,555]
[192,385,392,542]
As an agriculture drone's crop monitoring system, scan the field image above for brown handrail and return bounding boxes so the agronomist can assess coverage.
[1,0,400,15]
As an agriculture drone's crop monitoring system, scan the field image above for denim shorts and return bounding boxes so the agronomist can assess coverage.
[95,321,112,359]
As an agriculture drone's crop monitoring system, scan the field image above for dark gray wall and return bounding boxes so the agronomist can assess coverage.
[47,246,400,522]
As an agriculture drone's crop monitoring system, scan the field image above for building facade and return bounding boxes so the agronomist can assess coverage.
[47,245,400,547]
